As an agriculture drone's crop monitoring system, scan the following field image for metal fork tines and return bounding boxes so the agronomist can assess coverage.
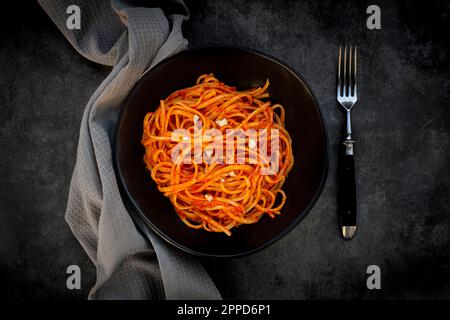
[337,45,358,240]
[337,45,358,149]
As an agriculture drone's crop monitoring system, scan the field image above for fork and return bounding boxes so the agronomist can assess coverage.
[337,45,358,240]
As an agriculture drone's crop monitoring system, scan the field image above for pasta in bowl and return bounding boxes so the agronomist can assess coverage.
[114,45,328,257]
[141,74,294,236]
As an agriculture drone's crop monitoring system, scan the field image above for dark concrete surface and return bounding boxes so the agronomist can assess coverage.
[0,0,449,299]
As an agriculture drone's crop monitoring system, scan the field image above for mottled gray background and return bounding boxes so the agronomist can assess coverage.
[0,0,449,299]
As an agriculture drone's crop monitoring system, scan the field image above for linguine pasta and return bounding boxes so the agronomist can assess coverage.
[141,74,294,236]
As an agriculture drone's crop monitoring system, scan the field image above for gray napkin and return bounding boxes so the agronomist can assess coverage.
[38,0,221,300]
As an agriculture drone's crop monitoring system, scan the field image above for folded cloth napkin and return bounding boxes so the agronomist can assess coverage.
[38,0,221,300]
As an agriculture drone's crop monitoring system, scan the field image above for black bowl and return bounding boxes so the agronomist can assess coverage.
[114,45,328,257]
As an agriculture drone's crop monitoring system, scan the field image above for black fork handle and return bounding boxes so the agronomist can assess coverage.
[339,141,357,238]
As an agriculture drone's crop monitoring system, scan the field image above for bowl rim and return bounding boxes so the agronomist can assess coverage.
[113,44,330,258]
